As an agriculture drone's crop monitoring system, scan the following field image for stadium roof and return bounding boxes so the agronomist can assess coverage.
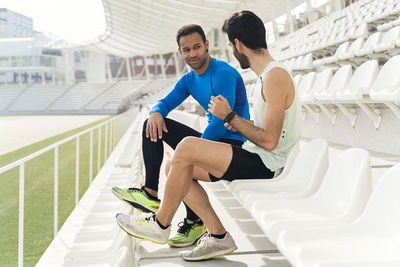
[59,0,305,57]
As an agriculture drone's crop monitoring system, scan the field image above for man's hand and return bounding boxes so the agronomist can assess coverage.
[224,122,237,131]
[146,112,168,142]
[207,95,232,120]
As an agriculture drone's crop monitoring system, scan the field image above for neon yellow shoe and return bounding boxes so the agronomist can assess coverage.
[168,219,207,247]
[112,186,160,213]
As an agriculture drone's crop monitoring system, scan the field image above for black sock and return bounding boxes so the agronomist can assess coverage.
[155,216,170,230]
[211,232,227,239]
[141,186,160,201]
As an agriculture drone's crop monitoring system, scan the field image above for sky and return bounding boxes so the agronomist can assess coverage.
[2,0,106,42]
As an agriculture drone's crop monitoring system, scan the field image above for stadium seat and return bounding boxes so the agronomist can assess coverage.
[230,139,328,208]
[277,162,400,267]
[323,42,350,65]
[302,69,332,104]
[338,37,365,62]
[354,32,382,58]
[335,60,379,101]
[315,65,352,101]
[250,148,371,244]
[297,72,316,101]
[372,26,400,57]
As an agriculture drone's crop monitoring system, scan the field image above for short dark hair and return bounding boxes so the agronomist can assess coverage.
[222,11,267,50]
[176,24,206,47]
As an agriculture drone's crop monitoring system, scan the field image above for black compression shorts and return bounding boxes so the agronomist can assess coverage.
[209,145,275,182]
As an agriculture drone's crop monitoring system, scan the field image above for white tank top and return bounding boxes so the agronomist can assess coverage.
[242,61,302,174]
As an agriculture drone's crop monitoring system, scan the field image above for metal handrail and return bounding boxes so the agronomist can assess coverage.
[0,110,135,267]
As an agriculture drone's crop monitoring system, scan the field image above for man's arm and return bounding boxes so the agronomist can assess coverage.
[209,68,293,151]
[201,71,236,141]
[147,78,190,141]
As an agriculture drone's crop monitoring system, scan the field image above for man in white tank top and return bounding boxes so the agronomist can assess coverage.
[115,11,301,261]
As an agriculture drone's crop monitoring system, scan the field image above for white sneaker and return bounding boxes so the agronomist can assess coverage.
[181,232,237,261]
[116,213,171,244]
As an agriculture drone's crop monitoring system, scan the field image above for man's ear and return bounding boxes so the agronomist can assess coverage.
[234,38,244,52]
[178,47,182,56]
[205,40,209,52]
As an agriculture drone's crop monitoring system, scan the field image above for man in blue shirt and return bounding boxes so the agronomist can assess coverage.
[112,24,249,247]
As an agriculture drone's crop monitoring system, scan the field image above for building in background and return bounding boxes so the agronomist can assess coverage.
[0,8,35,38]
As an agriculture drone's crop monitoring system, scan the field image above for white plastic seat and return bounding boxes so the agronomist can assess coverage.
[354,32,382,57]
[277,163,400,267]
[349,23,368,39]
[338,37,365,61]
[323,42,350,65]
[370,55,400,102]
[251,148,371,244]
[297,72,316,100]
[302,69,332,104]
[335,60,379,101]
[231,139,328,209]
[292,74,303,89]
[315,65,352,101]
[373,26,400,54]
[294,53,313,70]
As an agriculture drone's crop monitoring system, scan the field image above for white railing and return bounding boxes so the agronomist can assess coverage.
[0,110,136,267]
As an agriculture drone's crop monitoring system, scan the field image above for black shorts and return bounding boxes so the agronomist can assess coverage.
[209,145,274,182]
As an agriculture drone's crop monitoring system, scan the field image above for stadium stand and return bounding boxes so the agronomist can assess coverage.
[3,0,400,266]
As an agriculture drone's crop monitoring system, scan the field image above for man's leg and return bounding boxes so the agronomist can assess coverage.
[112,118,201,213]
[142,118,201,194]
[156,137,233,230]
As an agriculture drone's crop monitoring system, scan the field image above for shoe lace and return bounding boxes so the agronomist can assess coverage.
[127,187,141,192]
[196,232,211,249]
[133,214,155,224]
[177,218,195,235]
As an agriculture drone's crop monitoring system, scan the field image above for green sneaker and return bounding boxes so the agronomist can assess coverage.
[168,219,207,248]
[112,186,160,213]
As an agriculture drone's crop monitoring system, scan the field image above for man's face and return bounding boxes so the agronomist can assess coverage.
[230,42,250,69]
[179,33,209,70]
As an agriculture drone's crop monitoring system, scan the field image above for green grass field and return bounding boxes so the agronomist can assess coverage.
[0,116,118,267]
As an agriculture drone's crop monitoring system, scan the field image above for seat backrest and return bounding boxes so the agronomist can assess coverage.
[293,74,303,88]
[325,65,352,95]
[311,69,333,96]
[354,22,368,38]
[371,55,400,89]
[348,37,365,53]
[356,163,400,235]
[381,26,400,44]
[340,60,379,95]
[310,148,371,218]
[334,42,350,57]
[298,72,316,98]
[279,139,329,193]
[362,32,381,49]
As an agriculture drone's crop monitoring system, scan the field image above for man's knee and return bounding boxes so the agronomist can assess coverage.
[174,137,199,162]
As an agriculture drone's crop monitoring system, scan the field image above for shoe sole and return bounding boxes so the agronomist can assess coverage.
[112,189,158,213]
[181,247,238,261]
[168,231,207,248]
[116,217,167,245]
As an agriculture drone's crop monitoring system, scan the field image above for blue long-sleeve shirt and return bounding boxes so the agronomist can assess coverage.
[150,58,250,142]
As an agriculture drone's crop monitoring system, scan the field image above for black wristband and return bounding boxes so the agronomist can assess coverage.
[224,111,236,123]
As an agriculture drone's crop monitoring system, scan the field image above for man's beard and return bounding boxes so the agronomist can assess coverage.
[186,54,208,70]
[233,47,250,69]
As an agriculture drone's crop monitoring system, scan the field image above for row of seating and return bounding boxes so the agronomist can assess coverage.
[0,79,173,114]
[227,138,400,267]
[274,0,400,61]
[282,22,400,72]
[294,54,400,128]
